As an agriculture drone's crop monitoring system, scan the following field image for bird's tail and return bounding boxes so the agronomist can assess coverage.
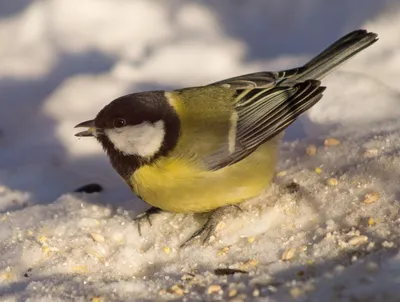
[280,30,378,82]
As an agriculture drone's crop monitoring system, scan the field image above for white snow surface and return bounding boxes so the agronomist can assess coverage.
[1,1,400,301]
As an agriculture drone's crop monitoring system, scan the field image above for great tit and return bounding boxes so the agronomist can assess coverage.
[75,30,378,246]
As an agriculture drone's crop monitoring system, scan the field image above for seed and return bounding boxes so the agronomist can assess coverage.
[327,178,338,186]
[42,246,50,255]
[315,167,323,174]
[367,217,376,226]
[382,241,394,248]
[247,236,255,243]
[363,148,379,158]
[207,284,222,294]
[228,289,238,297]
[363,192,380,204]
[217,246,230,256]
[306,145,317,156]
[246,259,259,266]
[73,265,88,273]
[290,287,304,299]
[169,284,184,296]
[281,247,296,261]
[348,235,368,246]
[239,259,259,270]
[276,171,287,177]
[90,233,105,243]
[324,138,340,146]
[163,246,171,254]
[38,236,47,244]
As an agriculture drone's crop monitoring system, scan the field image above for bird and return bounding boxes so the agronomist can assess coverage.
[75,29,378,246]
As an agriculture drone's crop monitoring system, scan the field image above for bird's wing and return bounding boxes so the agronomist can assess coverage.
[199,30,378,170]
[204,73,325,170]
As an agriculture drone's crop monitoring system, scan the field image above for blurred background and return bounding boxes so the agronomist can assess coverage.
[1,0,400,208]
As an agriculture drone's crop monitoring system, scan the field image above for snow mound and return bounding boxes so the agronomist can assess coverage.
[1,120,400,301]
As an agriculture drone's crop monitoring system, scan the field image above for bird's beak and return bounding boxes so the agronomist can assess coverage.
[74,120,96,137]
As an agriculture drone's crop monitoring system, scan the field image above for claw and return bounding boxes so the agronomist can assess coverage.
[180,219,217,248]
[133,207,162,236]
[180,205,241,248]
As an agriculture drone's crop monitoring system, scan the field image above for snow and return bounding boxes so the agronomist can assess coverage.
[1,0,400,301]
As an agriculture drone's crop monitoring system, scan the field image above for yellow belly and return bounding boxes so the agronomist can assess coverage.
[130,141,279,213]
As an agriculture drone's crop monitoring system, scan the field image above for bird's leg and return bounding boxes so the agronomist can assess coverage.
[180,205,241,248]
[133,206,162,236]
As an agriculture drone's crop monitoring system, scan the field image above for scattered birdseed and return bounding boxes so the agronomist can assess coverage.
[368,217,376,226]
[363,148,379,158]
[0,267,14,281]
[181,273,195,281]
[281,247,296,261]
[253,289,260,297]
[290,287,304,299]
[38,236,47,244]
[327,178,338,186]
[315,167,323,174]
[382,241,395,248]
[73,265,88,274]
[348,235,368,246]
[239,259,259,270]
[215,221,226,232]
[276,171,287,177]
[90,233,105,243]
[217,246,230,256]
[207,284,222,294]
[245,259,259,266]
[169,284,184,296]
[42,246,50,256]
[324,138,340,146]
[363,192,381,204]
[247,236,255,243]
[228,288,238,297]
[306,145,317,156]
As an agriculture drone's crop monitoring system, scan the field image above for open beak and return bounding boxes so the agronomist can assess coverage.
[74,120,96,137]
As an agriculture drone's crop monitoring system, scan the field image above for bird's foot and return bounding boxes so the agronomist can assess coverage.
[180,205,241,248]
[133,207,162,236]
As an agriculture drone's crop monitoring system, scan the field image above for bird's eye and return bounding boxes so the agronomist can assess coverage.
[113,118,126,128]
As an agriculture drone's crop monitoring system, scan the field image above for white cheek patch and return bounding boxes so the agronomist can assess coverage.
[105,121,165,157]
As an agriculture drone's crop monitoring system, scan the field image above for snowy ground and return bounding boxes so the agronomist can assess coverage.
[1,1,400,301]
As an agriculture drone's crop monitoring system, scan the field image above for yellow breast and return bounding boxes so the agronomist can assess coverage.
[130,140,279,213]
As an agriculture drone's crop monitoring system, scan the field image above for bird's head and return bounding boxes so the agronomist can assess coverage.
[75,91,180,175]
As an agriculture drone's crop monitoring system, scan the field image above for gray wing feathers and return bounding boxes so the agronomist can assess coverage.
[236,80,325,149]
[205,29,377,170]
[208,80,325,170]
